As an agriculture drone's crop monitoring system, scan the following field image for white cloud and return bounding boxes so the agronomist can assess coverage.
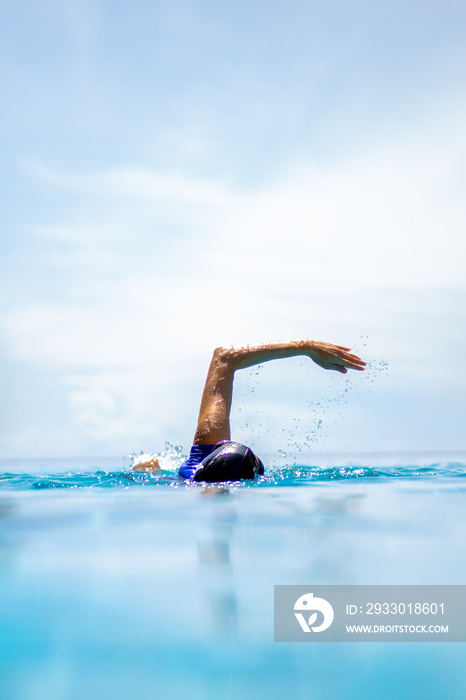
[13,114,466,345]
[2,105,466,456]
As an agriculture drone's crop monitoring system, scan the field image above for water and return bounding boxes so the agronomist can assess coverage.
[1,448,466,700]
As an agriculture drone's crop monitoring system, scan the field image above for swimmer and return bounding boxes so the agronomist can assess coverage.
[133,340,366,481]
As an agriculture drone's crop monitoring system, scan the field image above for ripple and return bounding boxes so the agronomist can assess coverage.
[1,461,465,491]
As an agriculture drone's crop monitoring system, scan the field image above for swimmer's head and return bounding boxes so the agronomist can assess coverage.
[193,441,264,483]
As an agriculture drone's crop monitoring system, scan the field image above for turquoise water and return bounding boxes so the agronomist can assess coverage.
[1,449,466,699]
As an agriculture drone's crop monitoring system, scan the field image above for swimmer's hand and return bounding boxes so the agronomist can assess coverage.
[132,456,161,473]
[308,342,366,374]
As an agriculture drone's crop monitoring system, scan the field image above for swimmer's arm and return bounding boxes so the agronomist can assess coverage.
[219,340,366,374]
[193,340,366,446]
[132,456,161,472]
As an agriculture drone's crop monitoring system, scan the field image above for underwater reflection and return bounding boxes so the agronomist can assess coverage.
[0,499,16,578]
[197,486,239,637]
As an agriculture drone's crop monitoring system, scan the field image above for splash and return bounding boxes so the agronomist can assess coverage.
[0,458,465,491]
[130,442,185,472]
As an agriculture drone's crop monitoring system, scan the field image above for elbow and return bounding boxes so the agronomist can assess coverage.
[212,346,238,368]
[212,346,230,361]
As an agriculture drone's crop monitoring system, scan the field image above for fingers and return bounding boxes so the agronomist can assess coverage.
[339,351,366,368]
[341,359,366,370]
[333,355,366,372]
[341,350,366,362]
[311,343,367,372]
[345,362,365,371]
[322,343,366,366]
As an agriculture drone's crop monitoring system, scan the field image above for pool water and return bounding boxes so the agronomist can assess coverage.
[1,448,465,700]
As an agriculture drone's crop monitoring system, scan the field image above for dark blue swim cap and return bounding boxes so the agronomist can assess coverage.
[193,441,264,483]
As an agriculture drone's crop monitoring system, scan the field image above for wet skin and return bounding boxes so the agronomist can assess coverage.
[193,340,366,446]
[133,339,366,472]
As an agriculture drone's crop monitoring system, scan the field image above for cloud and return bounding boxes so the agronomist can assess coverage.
[24,159,234,205]
[14,112,466,330]
[2,105,466,456]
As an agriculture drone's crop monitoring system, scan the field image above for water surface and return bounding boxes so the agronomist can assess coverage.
[1,450,465,700]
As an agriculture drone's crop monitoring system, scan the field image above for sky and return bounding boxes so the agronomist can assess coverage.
[1,0,465,459]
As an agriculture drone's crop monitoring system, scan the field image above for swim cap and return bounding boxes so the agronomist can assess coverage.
[193,441,264,483]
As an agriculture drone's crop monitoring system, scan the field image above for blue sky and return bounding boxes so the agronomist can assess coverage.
[1,0,465,458]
